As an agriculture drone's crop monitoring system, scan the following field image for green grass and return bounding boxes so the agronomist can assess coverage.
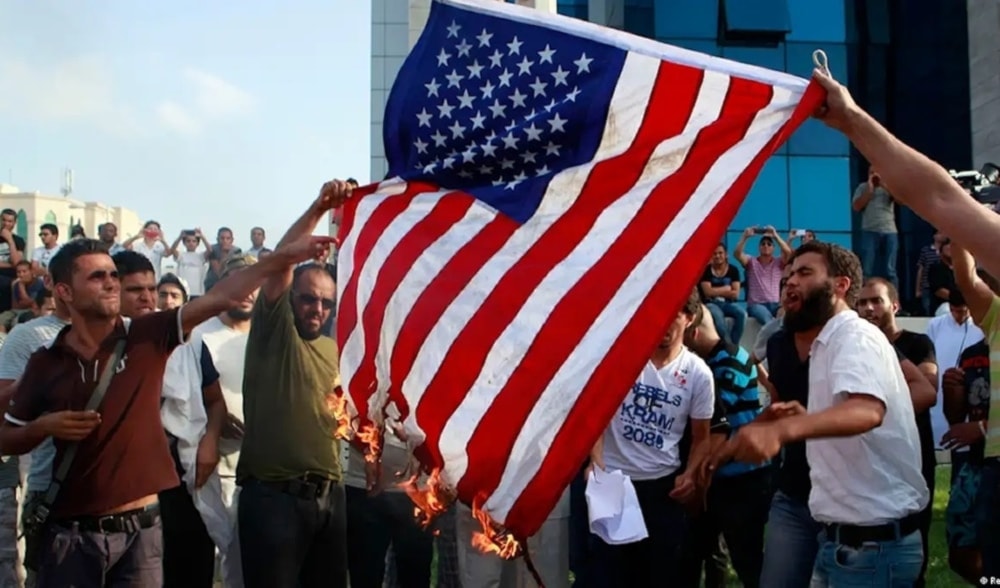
[430,466,966,587]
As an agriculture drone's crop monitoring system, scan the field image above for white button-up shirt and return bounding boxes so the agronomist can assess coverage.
[806,309,929,525]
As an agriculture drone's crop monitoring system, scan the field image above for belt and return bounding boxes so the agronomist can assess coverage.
[56,504,160,534]
[254,474,337,500]
[823,513,921,548]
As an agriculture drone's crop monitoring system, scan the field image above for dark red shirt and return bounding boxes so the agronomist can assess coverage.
[7,309,183,517]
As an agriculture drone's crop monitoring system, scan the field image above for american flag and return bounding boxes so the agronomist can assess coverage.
[338,0,821,538]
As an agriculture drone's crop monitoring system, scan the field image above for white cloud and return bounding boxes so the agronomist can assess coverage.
[155,101,202,135]
[183,68,256,119]
[0,54,140,136]
[155,68,256,135]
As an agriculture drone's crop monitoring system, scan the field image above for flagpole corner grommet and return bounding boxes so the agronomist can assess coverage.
[812,49,829,74]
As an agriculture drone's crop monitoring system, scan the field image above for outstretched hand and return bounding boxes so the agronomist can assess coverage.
[279,235,338,265]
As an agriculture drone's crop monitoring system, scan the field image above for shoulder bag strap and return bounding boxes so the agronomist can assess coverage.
[36,338,128,522]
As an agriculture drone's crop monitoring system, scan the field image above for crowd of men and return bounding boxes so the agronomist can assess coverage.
[0,66,996,588]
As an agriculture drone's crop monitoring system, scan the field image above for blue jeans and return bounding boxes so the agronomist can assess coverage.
[859,231,899,287]
[760,491,822,588]
[747,302,779,326]
[706,302,747,346]
[977,458,1000,578]
[810,527,923,587]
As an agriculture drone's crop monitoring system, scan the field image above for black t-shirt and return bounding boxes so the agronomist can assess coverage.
[0,234,26,280]
[699,265,741,303]
[928,262,955,308]
[957,341,991,463]
[893,330,938,483]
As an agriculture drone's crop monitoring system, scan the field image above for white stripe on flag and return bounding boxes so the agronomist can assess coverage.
[438,70,733,486]
[393,52,658,483]
[484,87,798,520]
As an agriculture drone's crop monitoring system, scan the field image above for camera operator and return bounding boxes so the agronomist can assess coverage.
[852,166,899,287]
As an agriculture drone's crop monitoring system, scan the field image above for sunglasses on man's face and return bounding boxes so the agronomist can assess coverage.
[293,292,336,310]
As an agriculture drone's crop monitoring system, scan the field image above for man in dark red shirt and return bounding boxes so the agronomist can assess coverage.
[0,217,340,587]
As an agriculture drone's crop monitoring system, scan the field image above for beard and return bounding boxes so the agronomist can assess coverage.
[227,307,253,321]
[784,281,837,333]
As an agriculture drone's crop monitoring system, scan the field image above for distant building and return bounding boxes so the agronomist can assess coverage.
[0,183,143,252]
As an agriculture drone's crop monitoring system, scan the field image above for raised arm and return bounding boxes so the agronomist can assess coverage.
[951,241,995,324]
[767,226,793,261]
[179,234,337,333]
[813,68,1000,279]
[733,227,753,267]
[261,179,352,303]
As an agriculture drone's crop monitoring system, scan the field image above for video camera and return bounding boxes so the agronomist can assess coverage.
[948,163,1000,203]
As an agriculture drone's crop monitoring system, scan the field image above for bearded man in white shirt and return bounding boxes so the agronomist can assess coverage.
[716,241,929,586]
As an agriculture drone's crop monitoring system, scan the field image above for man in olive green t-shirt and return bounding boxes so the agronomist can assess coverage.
[236,180,352,588]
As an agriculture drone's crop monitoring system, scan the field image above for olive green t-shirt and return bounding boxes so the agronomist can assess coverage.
[236,289,342,483]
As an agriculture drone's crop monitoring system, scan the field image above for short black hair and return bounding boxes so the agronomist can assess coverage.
[293,264,335,289]
[790,241,863,306]
[14,260,29,270]
[40,223,58,237]
[862,276,899,304]
[949,288,967,307]
[681,287,702,319]
[218,226,233,237]
[112,250,155,279]
[49,239,109,285]
[70,225,86,238]
[143,220,160,229]
[33,288,52,308]
[157,272,189,302]
[1,209,15,218]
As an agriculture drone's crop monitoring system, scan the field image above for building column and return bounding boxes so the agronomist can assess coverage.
[969,0,1000,166]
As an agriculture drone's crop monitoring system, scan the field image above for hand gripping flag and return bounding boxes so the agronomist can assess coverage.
[338,0,823,540]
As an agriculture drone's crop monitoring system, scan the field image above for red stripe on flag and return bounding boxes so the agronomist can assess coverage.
[457,76,774,510]
[344,194,476,426]
[413,61,706,476]
[504,81,827,537]
[337,181,439,421]
[385,215,517,466]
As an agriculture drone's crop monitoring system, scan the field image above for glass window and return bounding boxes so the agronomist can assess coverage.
[732,156,789,230]
[624,5,654,38]
[785,43,849,156]
[721,45,786,71]
[15,210,27,240]
[788,156,851,232]
[809,231,853,251]
[722,0,791,35]
[664,39,721,56]
[652,0,718,40]
[786,0,846,42]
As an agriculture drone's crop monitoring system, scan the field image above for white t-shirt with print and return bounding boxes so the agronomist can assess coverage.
[132,240,167,279]
[176,251,207,297]
[602,348,715,480]
[31,245,61,270]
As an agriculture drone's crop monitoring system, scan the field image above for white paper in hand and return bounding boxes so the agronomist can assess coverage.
[585,467,648,545]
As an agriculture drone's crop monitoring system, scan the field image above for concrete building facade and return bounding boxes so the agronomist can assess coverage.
[968,0,1000,167]
[0,184,143,253]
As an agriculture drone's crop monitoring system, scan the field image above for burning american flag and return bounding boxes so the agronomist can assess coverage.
[337,0,822,541]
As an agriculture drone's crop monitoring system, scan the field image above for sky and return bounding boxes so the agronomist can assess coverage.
[0,0,371,246]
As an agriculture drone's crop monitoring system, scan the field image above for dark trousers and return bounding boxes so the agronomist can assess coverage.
[159,484,216,588]
[345,486,433,588]
[238,478,348,588]
[679,466,772,588]
[577,473,687,588]
[36,518,163,588]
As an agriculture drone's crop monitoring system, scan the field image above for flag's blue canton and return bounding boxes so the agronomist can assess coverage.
[384,2,627,223]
